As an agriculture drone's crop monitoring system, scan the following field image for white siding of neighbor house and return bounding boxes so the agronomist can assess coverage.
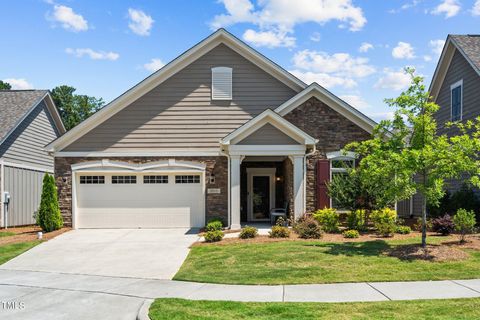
[63,44,298,152]
[0,100,60,169]
[237,123,300,145]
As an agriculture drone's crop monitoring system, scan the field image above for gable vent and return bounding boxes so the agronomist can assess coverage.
[211,67,232,100]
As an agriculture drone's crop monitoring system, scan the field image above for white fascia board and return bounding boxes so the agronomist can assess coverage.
[1,160,53,173]
[44,93,66,135]
[275,83,377,134]
[46,29,306,153]
[71,159,206,172]
[228,144,306,156]
[54,150,222,157]
[429,39,456,101]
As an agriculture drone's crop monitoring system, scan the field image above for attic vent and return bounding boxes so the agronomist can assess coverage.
[211,67,232,100]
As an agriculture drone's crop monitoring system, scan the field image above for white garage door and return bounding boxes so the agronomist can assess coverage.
[75,172,205,228]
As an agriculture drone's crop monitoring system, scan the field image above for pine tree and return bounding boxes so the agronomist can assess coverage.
[37,174,63,232]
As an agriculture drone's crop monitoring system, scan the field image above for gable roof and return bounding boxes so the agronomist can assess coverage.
[430,35,480,101]
[221,109,317,146]
[46,28,307,153]
[0,90,65,146]
[274,83,377,134]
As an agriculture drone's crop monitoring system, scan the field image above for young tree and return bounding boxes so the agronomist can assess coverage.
[0,80,12,90]
[347,68,480,247]
[37,174,63,232]
[51,85,104,130]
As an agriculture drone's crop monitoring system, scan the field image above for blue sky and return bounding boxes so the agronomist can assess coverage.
[1,0,479,121]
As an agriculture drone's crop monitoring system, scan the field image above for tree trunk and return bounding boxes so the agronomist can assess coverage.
[421,194,427,248]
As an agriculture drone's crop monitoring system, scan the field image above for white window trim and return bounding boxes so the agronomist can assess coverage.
[211,66,233,100]
[450,79,463,121]
[329,154,355,211]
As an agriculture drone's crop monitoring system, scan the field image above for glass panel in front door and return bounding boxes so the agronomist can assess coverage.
[252,176,270,220]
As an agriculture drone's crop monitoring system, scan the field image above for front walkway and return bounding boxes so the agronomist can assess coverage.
[1,269,480,319]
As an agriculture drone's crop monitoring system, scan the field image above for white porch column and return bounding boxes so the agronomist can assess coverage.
[230,155,242,229]
[291,155,305,219]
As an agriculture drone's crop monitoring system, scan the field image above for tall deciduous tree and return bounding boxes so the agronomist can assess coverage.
[51,85,104,130]
[346,68,480,247]
[0,80,12,90]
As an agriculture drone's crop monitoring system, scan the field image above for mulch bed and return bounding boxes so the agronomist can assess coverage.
[384,243,470,262]
[0,226,71,246]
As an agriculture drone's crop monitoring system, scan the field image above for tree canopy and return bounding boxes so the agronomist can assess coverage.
[0,80,12,90]
[51,85,104,130]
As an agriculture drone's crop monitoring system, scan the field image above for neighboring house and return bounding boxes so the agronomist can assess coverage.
[46,29,376,229]
[0,90,65,227]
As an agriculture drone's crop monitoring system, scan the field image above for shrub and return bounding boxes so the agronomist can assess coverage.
[269,225,290,238]
[371,208,397,237]
[205,220,223,232]
[294,215,323,239]
[453,209,477,243]
[239,226,258,239]
[414,217,432,232]
[313,208,339,233]
[432,214,455,236]
[346,209,368,231]
[275,216,287,226]
[37,174,63,232]
[343,229,360,238]
[396,225,412,234]
[204,230,224,242]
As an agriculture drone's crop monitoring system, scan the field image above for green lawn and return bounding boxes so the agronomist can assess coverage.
[0,241,40,265]
[174,237,480,284]
[149,298,480,320]
[0,231,16,238]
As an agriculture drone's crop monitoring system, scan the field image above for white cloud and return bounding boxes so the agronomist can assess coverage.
[143,58,165,72]
[359,42,373,52]
[389,0,421,13]
[339,94,369,109]
[242,29,295,48]
[310,32,321,42]
[374,68,412,91]
[429,39,446,55]
[431,0,461,18]
[423,55,432,62]
[50,4,88,32]
[127,8,154,36]
[474,0,480,15]
[290,49,375,88]
[369,111,395,121]
[65,48,119,61]
[211,0,366,47]
[3,78,34,90]
[392,42,416,59]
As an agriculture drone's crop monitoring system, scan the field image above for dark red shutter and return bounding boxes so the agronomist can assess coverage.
[316,160,330,209]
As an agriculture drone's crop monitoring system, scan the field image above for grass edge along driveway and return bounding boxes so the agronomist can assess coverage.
[149,298,480,320]
[174,237,480,285]
[0,241,41,265]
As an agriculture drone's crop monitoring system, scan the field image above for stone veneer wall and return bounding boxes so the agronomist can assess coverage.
[55,156,228,227]
[284,97,371,213]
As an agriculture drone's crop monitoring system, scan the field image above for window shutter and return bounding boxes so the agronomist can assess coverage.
[316,160,330,209]
[211,67,232,100]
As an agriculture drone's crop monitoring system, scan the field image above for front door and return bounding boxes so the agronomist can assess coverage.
[247,168,276,221]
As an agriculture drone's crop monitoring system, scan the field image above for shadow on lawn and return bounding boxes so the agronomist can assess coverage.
[303,240,392,258]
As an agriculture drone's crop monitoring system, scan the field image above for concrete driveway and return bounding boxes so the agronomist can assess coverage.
[0,229,200,279]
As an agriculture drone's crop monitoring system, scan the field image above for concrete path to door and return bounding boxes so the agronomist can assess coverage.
[0,229,200,279]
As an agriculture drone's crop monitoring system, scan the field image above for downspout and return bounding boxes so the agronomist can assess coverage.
[219,147,231,228]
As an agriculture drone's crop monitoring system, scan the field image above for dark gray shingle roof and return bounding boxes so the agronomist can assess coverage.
[0,90,48,143]
[450,35,480,73]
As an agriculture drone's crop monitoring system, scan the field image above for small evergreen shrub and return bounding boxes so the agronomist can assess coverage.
[343,229,360,238]
[205,220,223,232]
[37,174,63,232]
[371,208,397,237]
[346,209,368,231]
[269,225,290,238]
[396,225,412,234]
[204,230,224,242]
[313,208,339,233]
[239,226,258,239]
[294,215,323,239]
[432,214,455,236]
[453,209,477,243]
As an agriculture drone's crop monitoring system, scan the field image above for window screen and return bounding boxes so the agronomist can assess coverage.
[451,84,462,121]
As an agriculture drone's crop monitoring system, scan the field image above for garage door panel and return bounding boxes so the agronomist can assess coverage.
[76,173,205,228]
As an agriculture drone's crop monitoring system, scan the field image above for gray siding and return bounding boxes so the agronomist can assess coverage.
[3,166,46,226]
[0,100,59,169]
[64,44,298,152]
[435,49,480,135]
[238,123,299,145]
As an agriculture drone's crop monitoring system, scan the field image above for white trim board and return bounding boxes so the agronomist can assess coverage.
[46,28,306,153]
[71,159,206,172]
[0,160,53,173]
[54,151,222,157]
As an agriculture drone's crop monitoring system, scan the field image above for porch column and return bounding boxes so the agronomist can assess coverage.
[291,155,305,219]
[230,155,242,230]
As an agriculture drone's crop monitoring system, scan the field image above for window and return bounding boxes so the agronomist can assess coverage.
[79,175,105,184]
[143,175,168,184]
[451,80,463,121]
[112,175,137,184]
[175,175,200,184]
[330,157,355,210]
[211,67,232,100]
